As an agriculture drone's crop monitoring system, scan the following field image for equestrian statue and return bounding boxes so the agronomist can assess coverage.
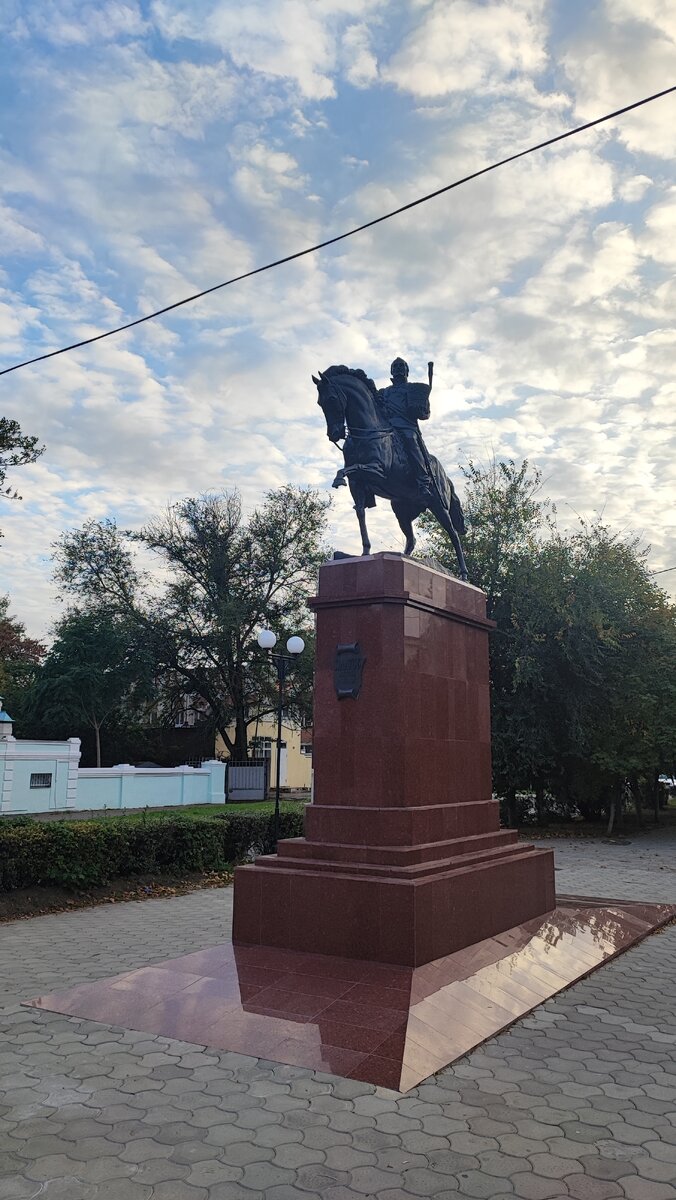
[313,358,468,580]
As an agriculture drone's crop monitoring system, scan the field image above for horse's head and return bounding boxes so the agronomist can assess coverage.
[312,370,346,444]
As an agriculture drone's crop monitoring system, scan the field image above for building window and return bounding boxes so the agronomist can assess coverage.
[250,736,272,760]
[174,698,197,727]
[300,745,313,757]
[30,773,52,789]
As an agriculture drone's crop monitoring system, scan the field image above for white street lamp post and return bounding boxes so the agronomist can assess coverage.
[257,630,305,845]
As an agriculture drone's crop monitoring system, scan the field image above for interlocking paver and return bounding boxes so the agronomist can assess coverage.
[93,1181,153,1200]
[510,1171,566,1198]
[323,1145,376,1171]
[151,1184,208,1200]
[1,839,674,1200]
[455,1167,514,1196]
[401,1166,459,1195]
[477,1150,534,1178]
[267,1189,323,1200]
[270,1142,325,1169]
[376,1148,428,1172]
[22,1155,82,1182]
[252,1124,304,1148]
[375,1112,423,1134]
[346,1125,397,1150]
[132,1158,191,1185]
[618,1180,676,1200]
[633,1157,676,1184]
[564,1177,622,1199]
[282,1107,328,1129]
[0,1178,42,1199]
[301,1125,353,1150]
[530,1151,584,1179]
[641,1141,676,1163]
[237,1160,295,1189]
[185,1159,251,1187]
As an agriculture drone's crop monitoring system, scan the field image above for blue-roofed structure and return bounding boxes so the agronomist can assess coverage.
[0,698,13,736]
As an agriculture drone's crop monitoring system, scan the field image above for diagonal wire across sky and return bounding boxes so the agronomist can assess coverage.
[1,84,675,379]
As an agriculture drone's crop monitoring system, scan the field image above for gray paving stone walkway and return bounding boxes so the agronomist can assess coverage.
[530,825,676,905]
[1,835,674,1199]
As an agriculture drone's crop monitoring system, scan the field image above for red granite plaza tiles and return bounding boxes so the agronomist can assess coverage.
[26,899,675,1093]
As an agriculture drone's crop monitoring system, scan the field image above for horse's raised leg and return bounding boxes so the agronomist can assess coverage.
[392,501,416,556]
[355,503,371,556]
[432,502,469,581]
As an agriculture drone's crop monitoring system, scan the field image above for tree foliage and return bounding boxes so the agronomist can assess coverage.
[25,607,156,766]
[0,419,44,533]
[0,595,45,715]
[53,487,329,759]
[420,459,676,825]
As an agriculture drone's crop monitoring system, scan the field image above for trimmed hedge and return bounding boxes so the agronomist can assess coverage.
[0,809,305,891]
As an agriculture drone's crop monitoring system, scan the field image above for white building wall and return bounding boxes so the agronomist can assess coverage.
[0,737,81,814]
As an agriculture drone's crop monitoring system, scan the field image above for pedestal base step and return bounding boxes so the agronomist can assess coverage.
[276,828,518,868]
[233,843,555,966]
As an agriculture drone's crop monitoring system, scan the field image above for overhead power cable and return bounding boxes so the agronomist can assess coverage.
[2,84,675,379]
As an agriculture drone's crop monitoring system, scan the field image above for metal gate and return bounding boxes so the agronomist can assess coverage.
[226,759,269,802]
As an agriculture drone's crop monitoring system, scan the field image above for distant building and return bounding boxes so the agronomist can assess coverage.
[215,718,312,791]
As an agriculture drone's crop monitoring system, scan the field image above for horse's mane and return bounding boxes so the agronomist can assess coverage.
[322,365,379,400]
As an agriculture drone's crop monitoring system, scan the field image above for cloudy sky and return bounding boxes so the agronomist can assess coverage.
[1,0,676,636]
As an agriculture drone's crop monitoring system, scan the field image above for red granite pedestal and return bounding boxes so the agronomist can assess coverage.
[233,553,555,967]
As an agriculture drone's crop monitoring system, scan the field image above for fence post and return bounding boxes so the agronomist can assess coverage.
[66,738,81,810]
[114,764,135,810]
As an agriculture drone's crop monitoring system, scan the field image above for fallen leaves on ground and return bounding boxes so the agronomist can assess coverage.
[0,870,233,922]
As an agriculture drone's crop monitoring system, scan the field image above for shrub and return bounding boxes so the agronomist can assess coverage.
[0,809,305,891]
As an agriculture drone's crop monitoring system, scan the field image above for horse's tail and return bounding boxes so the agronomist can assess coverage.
[450,487,466,536]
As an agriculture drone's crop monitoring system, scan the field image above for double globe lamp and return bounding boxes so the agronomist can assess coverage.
[257,629,305,844]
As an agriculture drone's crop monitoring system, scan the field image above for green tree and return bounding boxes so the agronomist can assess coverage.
[551,526,676,829]
[0,595,45,719]
[420,459,557,820]
[27,607,155,766]
[54,487,329,759]
[420,459,676,827]
[420,458,553,614]
[0,418,44,534]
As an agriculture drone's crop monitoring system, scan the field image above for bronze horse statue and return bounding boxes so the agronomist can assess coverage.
[313,365,468,579]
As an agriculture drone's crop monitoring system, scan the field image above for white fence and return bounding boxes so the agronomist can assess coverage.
[77,760,225,811]
[0,736,225,814]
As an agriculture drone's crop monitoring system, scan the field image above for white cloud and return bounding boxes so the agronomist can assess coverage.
[55,49,237,140]
[233,142,307,207]
[610,0,676,40]
[0,288,42,355]
[619,174,653,202]
[152,0,386,101]
[342,22,378,88]
[0,203,45,256]
[562,3,676,158]
[382,0,549,97]
[2,0,676,637]
[3,1,147,46]
[640,187,676,265]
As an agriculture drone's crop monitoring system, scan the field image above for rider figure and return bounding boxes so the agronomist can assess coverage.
[378,357,433,500]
